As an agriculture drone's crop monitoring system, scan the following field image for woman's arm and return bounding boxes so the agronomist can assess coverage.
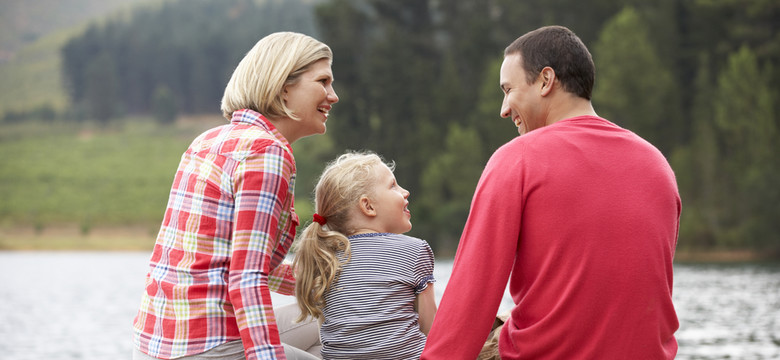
[229,143,296,359]
[416,284,437,335]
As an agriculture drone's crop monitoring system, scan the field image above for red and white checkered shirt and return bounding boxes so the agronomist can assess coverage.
[133,109,298,359]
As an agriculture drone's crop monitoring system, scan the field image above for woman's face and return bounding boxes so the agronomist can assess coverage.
[283,58,339,141]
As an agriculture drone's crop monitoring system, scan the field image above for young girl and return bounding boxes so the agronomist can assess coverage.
[294,151,437,359]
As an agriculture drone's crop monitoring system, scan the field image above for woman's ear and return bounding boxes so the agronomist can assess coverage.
[358,195,376,217]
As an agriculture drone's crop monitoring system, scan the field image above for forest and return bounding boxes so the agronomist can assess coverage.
[8,0,780,257]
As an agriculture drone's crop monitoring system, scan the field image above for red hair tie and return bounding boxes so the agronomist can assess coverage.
[312,213,327,225]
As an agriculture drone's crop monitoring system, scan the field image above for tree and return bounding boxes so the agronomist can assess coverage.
[670,53,720,249]
[314,0,372,153]
[711,46,778,251]
[152,85,177,125]
[84,52,119,123]
[468,57,516,156]
[418,124,484,255]
[592,6,681,155]
[61,24,102,104]
[61,0,320,117]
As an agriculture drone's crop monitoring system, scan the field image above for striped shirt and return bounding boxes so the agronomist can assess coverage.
[320,233,435,360]
[133,109,299,360]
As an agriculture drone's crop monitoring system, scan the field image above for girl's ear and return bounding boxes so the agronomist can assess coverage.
[358,195,376,217]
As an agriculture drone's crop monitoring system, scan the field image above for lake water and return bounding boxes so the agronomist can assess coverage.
[0,252,778,359]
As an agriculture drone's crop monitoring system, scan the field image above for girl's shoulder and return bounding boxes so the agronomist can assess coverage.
[388,234,435,260]
[351,233,432,251]
[385,233,431,247]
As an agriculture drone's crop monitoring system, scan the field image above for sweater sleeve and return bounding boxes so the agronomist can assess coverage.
[422,145,523,359]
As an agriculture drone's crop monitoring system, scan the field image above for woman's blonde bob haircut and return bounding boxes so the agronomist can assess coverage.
[220,32,333,120]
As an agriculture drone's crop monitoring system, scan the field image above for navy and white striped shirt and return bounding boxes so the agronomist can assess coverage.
[320,233,435,359]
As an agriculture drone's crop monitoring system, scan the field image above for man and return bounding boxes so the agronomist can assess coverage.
[422,26,680,359]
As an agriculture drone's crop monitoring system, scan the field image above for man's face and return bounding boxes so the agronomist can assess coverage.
[499,54,545,135]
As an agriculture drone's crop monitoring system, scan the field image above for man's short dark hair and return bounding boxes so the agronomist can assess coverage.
[505,26,595,100]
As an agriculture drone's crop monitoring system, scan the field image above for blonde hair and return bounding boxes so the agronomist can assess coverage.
[220,32,333,120]
[293,151,395,321]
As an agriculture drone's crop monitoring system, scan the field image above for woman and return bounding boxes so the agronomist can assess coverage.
[133,32,338,360]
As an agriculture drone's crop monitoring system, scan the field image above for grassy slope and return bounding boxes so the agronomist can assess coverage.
[0,0,163,115]
[0,29,74,114]
[0,115,331,251]
[0,117,220,228]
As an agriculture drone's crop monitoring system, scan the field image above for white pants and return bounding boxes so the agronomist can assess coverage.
[133,303,322,359]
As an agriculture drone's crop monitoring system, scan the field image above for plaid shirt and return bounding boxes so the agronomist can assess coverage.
[133,109,298,360]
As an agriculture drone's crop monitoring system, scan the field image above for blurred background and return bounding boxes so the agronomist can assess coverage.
[1,1,779,359]
[0,0,778,260]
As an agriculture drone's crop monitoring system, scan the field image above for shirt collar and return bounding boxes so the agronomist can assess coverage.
[230,109,293,153]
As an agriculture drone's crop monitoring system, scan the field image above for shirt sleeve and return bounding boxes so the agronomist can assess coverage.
[414,241,436,294]
[228,143,295,360]
[422,147,522,359]
[268,261,296,295]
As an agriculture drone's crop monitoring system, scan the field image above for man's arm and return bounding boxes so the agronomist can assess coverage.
[422,149,522,359]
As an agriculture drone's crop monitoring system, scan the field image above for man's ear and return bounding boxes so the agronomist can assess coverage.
[540,66,555,96]
[358,195,376,217]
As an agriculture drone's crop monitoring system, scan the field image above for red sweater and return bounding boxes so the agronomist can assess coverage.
[422,116,680,359]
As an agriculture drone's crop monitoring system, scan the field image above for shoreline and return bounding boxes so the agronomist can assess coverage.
[0,225,774,263]
[0,225,156,252]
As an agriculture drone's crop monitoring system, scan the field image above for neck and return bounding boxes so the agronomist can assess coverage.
[266,117,301,144]
[545,92,598,126]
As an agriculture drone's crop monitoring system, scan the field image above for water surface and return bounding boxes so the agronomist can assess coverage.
[0,252,777,359]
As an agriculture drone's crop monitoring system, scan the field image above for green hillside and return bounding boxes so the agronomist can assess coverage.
[0,0,162,115]
[0,29,72,114]
[0,115,330,239]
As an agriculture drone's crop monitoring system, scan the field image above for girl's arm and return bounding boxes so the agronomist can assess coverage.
[416,283,437,335]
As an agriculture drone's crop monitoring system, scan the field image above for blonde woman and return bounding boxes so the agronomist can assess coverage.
[294,151,437,359]
[133,32,338,360]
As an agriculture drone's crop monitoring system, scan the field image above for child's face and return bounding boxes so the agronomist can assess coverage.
[369,164,412,234]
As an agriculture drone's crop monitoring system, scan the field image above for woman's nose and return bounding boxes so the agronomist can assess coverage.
[328,87,339,103]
